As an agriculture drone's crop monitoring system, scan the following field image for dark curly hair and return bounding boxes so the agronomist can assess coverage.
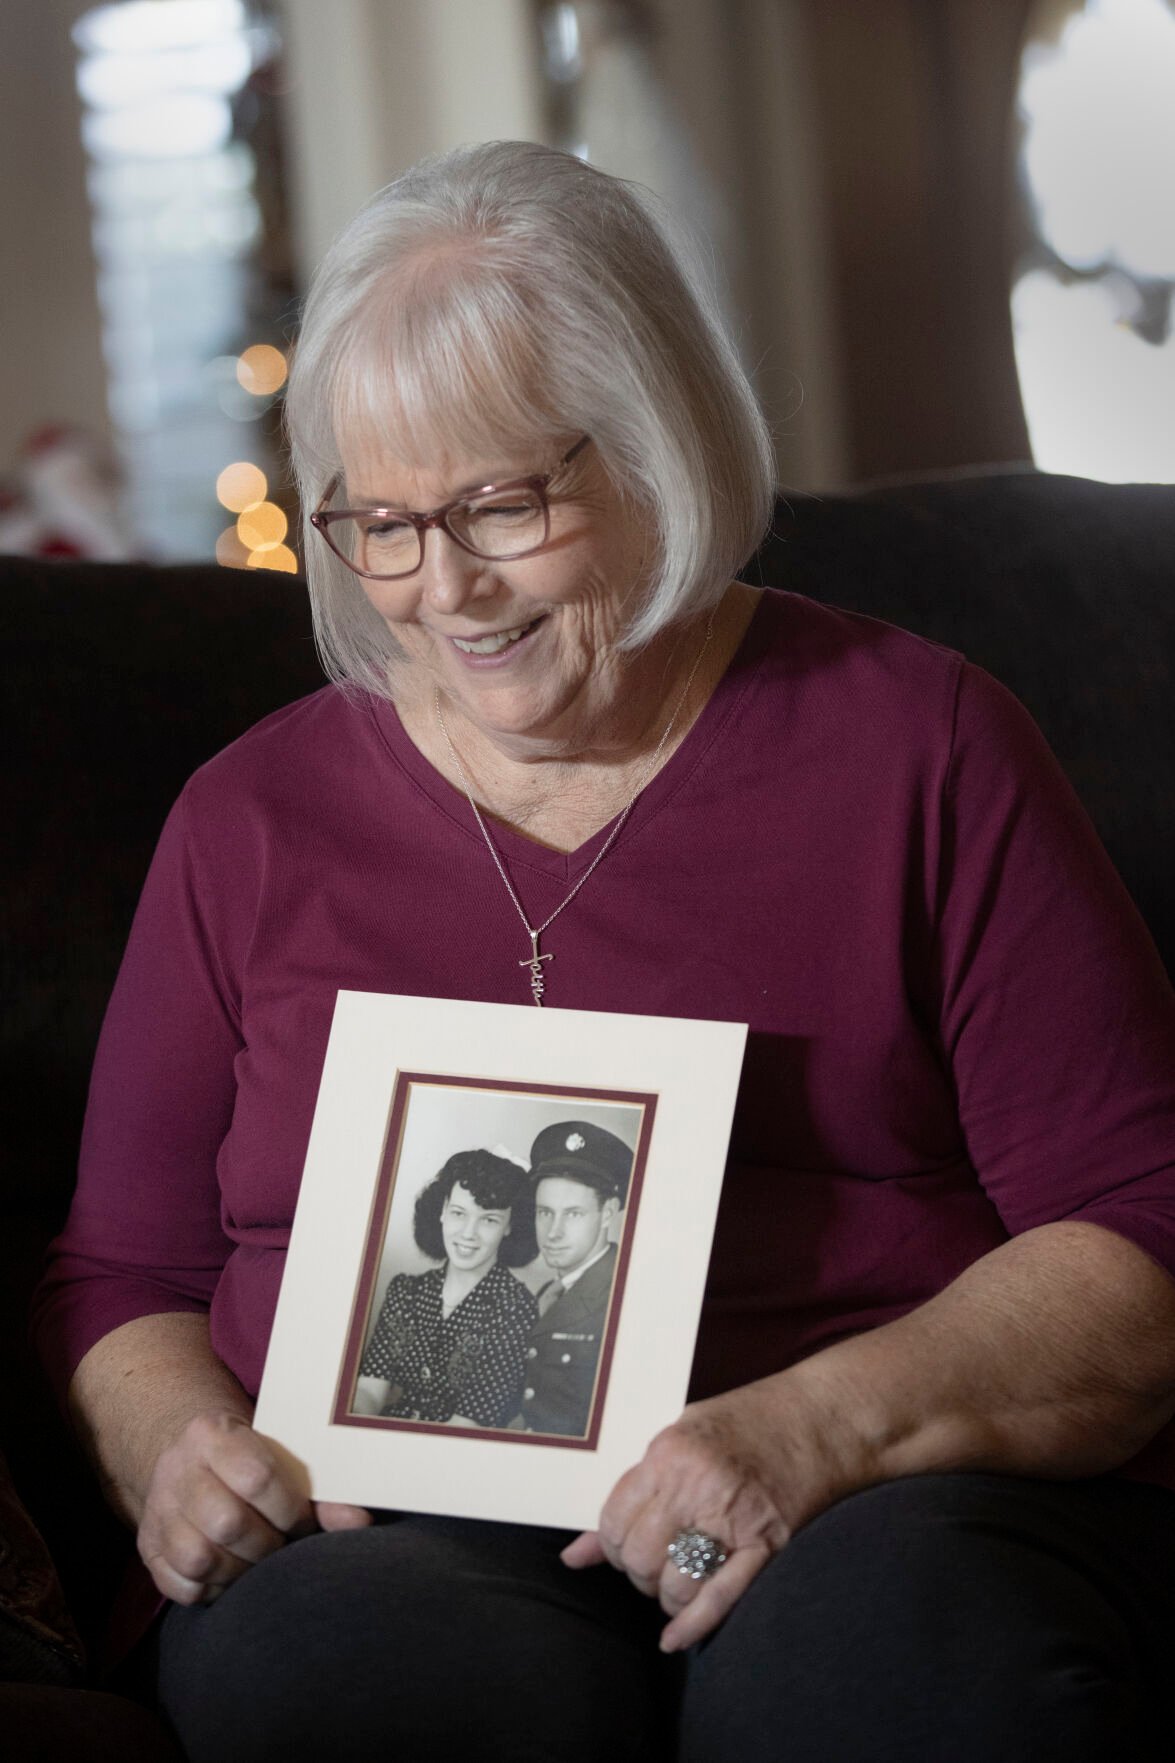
[413,1149,538,1268]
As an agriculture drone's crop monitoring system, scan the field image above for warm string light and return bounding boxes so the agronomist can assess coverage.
[214,453,295,571]
[215,526,250,568]
[213,343,294,567]
[247,544,298,572]
[236,500,287,551]
[216,460,267,512]
[236,343,287,396]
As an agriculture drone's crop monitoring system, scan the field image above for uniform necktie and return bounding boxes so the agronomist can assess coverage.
[538,1277,566,1317]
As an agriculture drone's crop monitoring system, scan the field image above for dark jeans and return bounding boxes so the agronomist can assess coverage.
[156,1473,1175,1762]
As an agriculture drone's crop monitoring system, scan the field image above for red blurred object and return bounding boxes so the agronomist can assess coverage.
[0,427,135,561]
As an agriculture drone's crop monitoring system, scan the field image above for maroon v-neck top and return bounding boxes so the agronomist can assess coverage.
[35,589,1175,1487]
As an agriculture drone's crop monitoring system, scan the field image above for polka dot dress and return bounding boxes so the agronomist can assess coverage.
[360,1262,538,1426]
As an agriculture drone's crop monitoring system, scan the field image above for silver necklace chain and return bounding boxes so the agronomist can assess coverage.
[433,606,717,1006]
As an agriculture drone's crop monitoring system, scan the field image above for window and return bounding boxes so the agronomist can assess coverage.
[75,0,296,566]
[1013,0,1175,483]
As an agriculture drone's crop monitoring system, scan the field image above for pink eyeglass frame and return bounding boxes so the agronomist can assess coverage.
[309,436,591,580]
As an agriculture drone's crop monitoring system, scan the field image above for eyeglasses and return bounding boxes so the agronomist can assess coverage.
[309,436,591,581]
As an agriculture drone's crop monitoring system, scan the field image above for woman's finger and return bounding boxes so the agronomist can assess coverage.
[184,1471,288,1566]
[140,1547,208,1607]
[658,1542,771,1653]
[197,1415,312,1535]
[560,1530,607,1569]
[593,1457,660,1572]
[138,1510,254,1604]
[613,1502,696,1599]
[314,1501,374,1531]
[138,1410,318,1602]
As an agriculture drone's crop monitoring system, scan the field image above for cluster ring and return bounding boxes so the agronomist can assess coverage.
[667,1528,728,1580]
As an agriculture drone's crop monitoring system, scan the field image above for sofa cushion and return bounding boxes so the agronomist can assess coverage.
[751,470,1175,978]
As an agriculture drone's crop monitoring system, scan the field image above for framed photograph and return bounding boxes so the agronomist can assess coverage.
[255,991,747,1531]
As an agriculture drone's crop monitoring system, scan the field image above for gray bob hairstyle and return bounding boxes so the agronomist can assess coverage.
[285,139,775,689]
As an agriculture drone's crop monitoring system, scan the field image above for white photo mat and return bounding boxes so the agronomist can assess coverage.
[255,991,747,1531]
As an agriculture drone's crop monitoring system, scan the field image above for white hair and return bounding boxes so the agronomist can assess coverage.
[285,140,775,693]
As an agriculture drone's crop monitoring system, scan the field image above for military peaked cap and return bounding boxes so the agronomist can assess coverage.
[528,1120,634,1203]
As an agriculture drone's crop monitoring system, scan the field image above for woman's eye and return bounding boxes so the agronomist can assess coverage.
[363,517,414,540]
[470,500,533,522]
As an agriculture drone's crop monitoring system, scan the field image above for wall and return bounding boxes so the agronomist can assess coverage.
[1,0,1041,504]
[637,0,850,491]
[272,0,850,489]
[0,0,111,465]
[276,0,544,285]
[797,0,1034,479]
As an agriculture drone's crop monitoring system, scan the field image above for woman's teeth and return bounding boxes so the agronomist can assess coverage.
[452,620,536,655]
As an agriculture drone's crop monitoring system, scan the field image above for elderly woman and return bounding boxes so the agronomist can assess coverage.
[354,1148,537,1428]
[35,141,1175,1763]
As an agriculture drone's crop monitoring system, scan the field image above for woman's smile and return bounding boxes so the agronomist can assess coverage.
[448,613,547,660]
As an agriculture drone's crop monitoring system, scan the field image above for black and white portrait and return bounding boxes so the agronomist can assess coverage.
[258,991,743,1529]
[341,1075,648,1444]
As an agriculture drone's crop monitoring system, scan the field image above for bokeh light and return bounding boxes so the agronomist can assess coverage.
[246,543,298,573]
[74,1,247,57]
[77,37,253,110]
[215,524,251,568]
[204,355,263,422]
[216,460,267,512]
[236,344,288,396]
[236,500,288,550]
[82,93,233,162]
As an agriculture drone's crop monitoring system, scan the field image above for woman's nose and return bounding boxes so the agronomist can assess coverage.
[420,528,491,614]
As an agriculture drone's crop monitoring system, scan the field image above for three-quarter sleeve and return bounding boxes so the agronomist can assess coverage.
[33,786,243,1399]
[936,662,1175,1278]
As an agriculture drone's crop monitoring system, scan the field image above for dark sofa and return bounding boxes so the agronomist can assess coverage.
[2,468,1173,1751]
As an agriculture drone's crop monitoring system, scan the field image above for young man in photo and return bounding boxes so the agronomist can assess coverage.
[516,1121,633,1436]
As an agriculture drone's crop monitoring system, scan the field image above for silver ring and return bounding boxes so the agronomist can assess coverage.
[667,1528,728,1580]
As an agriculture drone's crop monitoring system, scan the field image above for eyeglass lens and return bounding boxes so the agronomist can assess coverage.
[336,484,550,579]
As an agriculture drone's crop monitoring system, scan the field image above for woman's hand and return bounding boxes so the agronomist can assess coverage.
[137,1408,372,1605]
[560,1392,787,1653]
[562,1377,850,1653]
[563,1223,1175,1652]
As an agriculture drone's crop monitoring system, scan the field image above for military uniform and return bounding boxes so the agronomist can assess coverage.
[519,1242,618,1437]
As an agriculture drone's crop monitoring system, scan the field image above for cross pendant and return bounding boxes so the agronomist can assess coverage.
[519,929,553,1007]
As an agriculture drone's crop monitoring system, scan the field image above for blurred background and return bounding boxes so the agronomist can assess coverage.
[2,0,1172,568]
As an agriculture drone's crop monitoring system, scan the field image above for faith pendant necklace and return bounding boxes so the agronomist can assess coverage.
[434,607,717,1006]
